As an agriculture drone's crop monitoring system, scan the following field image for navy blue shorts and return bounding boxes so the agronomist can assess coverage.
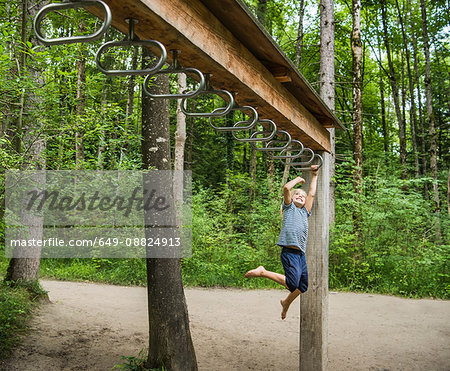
[280,247,308,293]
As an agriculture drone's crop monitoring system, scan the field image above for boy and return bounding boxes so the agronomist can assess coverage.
[245,165,319,319]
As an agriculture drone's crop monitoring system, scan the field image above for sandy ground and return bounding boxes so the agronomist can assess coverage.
[1,280,449,371]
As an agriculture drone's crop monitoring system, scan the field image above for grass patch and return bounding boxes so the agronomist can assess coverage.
[39,258,147,286]
[0,276,47,360]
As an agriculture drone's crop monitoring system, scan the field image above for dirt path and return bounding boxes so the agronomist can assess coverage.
[1,280,449,371]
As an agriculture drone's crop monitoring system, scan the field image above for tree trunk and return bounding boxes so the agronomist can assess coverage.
[412,35,428,196]
[351,0,362,192]
[396,0,419,177]
[447,169,450,215]
[120,47,138,164]
[351,0,363,235]
[126,48,138,123]
[186,101,194,171]
[75,21,86,169]
[295,0,305,69]
[174,73,187,213]
[380,0,406,178]
[5,0,45,284]
[256,0,267,28]
[379,67,388,161]
[267,156,275,193]
[420,0,440,215]
[319,0,335,226]
[375,26,389,162]
[249,144,257,202]
[141,49,197,370]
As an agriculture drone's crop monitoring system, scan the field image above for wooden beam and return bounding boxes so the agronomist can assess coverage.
[300,151,329,370]
[202,0,344,131]
[269,66,292,83]
[93,0,331,151]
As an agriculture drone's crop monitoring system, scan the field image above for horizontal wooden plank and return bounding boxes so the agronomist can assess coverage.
[202,0,344,131]
[91,0,334,151]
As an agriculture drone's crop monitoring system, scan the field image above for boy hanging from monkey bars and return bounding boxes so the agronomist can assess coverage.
[245,165,320,320]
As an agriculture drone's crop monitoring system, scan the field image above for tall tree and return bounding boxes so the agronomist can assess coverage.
[420,0,440,215]
[256,0,268,27]
[319,0,335,224]
[412,34,428,186]
[380,0,407,178]
[294,0,306,70]
[351,0,362,191]
[75,21,86,168]
[395,0,419,176]
[174,73,187,209]
[351,0,363,234]
[376,30,389,160]
[141,49,197,370]
[5,0,45,284]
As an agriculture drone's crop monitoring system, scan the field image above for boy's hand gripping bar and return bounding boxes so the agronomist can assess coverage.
[96,19,167,76]
[34,0,111,45]
[291,153,323,171]
[143,50,205,99]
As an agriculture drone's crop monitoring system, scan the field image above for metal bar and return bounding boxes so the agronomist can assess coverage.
[281,147,314,164]
[34,0,111,45]
[181,75,235,117]
[96,18,167,76]
[291,153,323,171]
[96,41,167,76]
[231,118,277,142]
[255,129,292,152]
[143,50,205,99]
[268,139,304,159]
[209,105,258,132]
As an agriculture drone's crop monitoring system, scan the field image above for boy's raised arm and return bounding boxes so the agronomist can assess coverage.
[304,165,320,213]
[283,176,305,205]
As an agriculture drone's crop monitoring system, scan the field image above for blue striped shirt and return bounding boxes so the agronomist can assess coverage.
[277,202,311,253]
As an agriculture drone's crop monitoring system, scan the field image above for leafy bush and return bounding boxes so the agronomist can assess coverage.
[330,163,449,298]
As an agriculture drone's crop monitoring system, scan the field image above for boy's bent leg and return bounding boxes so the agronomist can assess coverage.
[245,266,287,288]
[280,289,301,320]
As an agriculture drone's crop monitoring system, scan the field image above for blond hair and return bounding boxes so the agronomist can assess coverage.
[290,188,306,198]
[280,188,306,214]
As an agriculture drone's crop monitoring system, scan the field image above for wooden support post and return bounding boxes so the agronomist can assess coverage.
[300,151,329,371]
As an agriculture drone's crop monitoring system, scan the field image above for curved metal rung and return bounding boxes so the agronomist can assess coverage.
[209,105,258,132]
[232,119,277,143]
[181,75,235,117]
[269,139,304,159]
[96,19,167,76]
[34,0,111,45]
[281,147,314,164]
[143,50,205,99]
[255,130,291,152]
[291,153,323,171]
[269,139,305,159]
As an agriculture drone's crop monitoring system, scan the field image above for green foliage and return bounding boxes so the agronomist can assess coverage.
[330,161,449,298]
[0,279,45,359]
[40,258,147,286]
[181,175,284,289]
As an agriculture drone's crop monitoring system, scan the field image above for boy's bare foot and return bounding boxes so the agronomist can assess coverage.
[244,265,265,278]
[280,298,289,320]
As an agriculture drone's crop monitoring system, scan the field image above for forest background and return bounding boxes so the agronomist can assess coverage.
[0,0,448,321]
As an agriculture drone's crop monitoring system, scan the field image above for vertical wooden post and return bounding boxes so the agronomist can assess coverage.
[300,151,329,371]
